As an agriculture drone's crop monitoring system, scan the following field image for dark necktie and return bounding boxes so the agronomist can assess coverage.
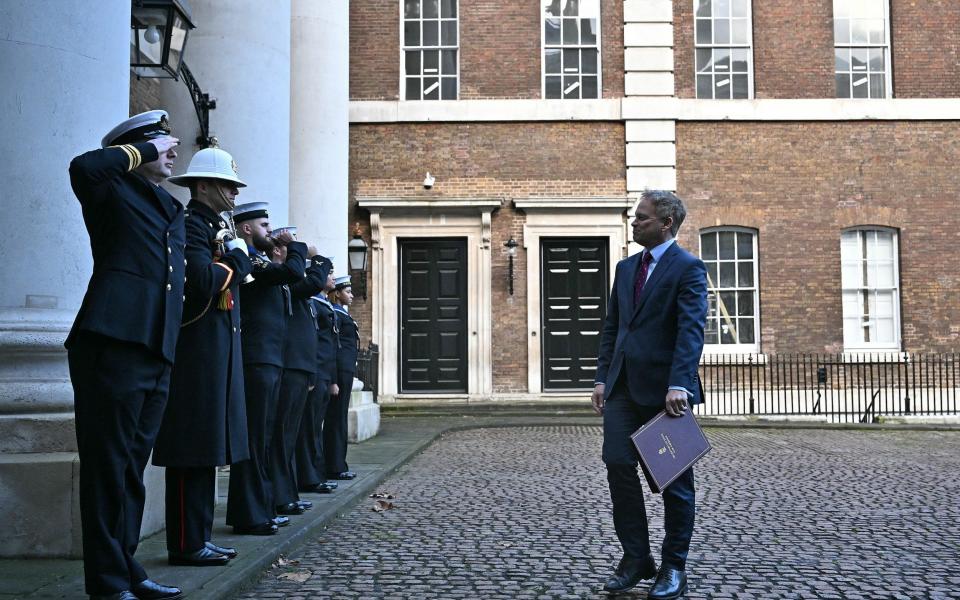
[633,250,654,305]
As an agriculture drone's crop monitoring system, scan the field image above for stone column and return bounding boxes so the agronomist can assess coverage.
[159,0,292,221]
[289,0,350,266]
[0,0,131,557]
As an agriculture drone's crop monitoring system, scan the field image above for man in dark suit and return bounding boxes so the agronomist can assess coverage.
[153,147,253,566]
[592,190,708,599]
[225,202,307,535]
[67,110,185,600]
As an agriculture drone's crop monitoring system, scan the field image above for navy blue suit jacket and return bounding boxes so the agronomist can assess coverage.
[595,241,708,406]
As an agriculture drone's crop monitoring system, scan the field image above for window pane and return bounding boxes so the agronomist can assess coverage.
[851,19,868,43]
[582,75,598,98]
[720,320,736,344]
[719,290,736,315]
[715,75,731,99]
[545,48,561,73]
[714,48,730,72]
[405,51,421,76]
[563,48,579,72]
[732,18,748,44]
[563,18,579,44]
[581,49,597,73]
[580,0,600,18]
[422,0,438,18]
[869,74,884,98]
[581,18,597,44]
[719,232,736,259]
[423,77,440,99]
[697,74,713,98]
[545,76,562,98]
[714,18,730,44]
[695,0,711,18]
[852,74,869,98]
[705,262,718,287]
[835,48,850,71]
[701,233,718,260]
[696,19,711,44]
[867,18,885,44]
[738,318,755,343]
[737,232,753,259]
[731,49,749,72]
[545,18,561,44]
[851,48,868,71]
[719,262,736,287]
[732,74,748,98]
[423,50,439,73]
[422,20,438,46]
[562,0,578,16]
[441,20,457,45]
[834,18,849,44]
[441,0,457,18]
[716,0,731,17]
[868,48,884,71]
[737,261,754,286]
[737,291,754,316]
[696,49,713,73]
[441,49,457,74]
[836,73,851,97]
[732,0,749,17]
[441,76,457,99]
[563,76,581,98]
[544,0,561,17]
[404,0,420,19]
[405,77,421,100]
[404,21,420,46]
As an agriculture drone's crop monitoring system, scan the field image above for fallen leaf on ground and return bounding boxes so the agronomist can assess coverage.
[369,492,395,499]
[372,500,395,512]
[277,570,312,583]
[272,555,300,569]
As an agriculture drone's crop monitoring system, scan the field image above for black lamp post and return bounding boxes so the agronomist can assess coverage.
[348,225,369,300]
[504,238,519,295]
[130,0,218,148]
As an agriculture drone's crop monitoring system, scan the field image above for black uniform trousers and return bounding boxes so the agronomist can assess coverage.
[323,371,355,475]
[295,377,332,488]
[271,369,312,506]
[602,377,696,570]
[68,332,171,596]
[227,363,282,528]
[164,467,215,553]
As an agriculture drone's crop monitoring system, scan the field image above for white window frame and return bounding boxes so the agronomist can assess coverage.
[400,0,460,101]
[840,227,901,352]
[833,0,892,99]
[693,0,754,100]
[540,0,603,100]
[700,227,760,354]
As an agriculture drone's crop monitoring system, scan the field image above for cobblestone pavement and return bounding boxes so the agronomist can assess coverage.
[239,426,960,599]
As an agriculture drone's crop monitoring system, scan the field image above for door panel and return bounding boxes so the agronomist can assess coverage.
[541,238,609,390]
[400,238,468,392]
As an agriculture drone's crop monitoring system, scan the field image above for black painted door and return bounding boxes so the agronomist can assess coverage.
[541,237,609,390]
[399,238,468,392]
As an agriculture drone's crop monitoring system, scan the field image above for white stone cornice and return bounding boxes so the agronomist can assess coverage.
[357,197,504,210]
[622,97,960,121]
[513,197,633,210]
[349,99,622,123]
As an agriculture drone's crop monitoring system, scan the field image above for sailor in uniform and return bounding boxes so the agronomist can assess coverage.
[324,275,360,481]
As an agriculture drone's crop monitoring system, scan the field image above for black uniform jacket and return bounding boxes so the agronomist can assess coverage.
[311,295,339,384]
[282,257,331,375]
[66,142,186,363]
[153,201,254,467]
[334,306,360,376]
[239,241,308,367]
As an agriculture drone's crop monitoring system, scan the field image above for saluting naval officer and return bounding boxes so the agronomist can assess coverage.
[152,148,253,567]
[295,266,340,494]
[269,231,332,516]
[324,275,361,481]
[225,203,308,535]
[67,110,185,600]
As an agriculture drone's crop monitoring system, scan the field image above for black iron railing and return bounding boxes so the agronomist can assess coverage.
[697,353,960,423]
[356,343,380,402]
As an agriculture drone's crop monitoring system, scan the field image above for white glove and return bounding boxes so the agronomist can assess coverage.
[226,238,248,255]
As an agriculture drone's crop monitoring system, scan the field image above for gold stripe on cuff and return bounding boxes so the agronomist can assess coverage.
[112,145,135,171]
[213,262,235,291]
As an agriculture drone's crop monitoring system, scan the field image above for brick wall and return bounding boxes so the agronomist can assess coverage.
[130,77,161,116]
[351,0,623,100]
[677,121,960,354]
[891,0,960,98]
[349,121,626,391]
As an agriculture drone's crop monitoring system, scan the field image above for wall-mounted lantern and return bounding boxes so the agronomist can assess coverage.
[348,224,369,300]
[504,238,519,295]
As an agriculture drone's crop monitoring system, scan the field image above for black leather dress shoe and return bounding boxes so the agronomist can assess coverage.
[301,482,336,493]
[272,515,290,527]
[233,521,278,535]
[276,502,306,515]
[297,500,313,510]
[205,541,238,559]
[602,554,658,593]
[333,470,356,480]
[90,592,137,600]
[132,579,183,599]
[648,566,688,600]
[168,546,229,567]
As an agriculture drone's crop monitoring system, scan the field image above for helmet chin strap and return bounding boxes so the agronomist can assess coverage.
[209,183,235,214]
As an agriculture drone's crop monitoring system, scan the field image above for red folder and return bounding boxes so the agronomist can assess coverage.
[630,410,711,493]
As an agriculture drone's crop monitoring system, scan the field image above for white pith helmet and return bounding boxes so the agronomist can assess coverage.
[167,147,247,187]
